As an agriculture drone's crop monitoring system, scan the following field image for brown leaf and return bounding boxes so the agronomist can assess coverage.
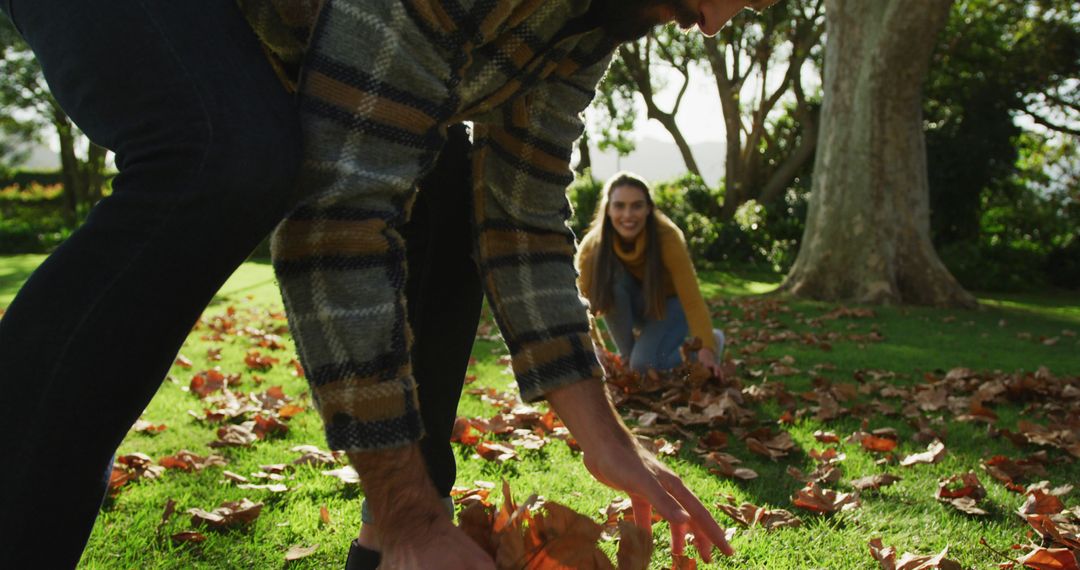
[131,419,167,435]
[244,349,279,371]
[671,554,697,569]
[189,369,228,398]
[787,464,842,486]
[476,441,520,463]
[702,451,758,480]
[944,496,989,516]
[252,414,289,439]
[814,430,841,444]
[291,444,341,467]
[320,505,331,525]
[791,482,860,514]
[321,466,360,484]
[936,473,986,501]
[1018,547,1079,570]
[284,544,318,562]
[160,450,228,471]
[188,498,263,529]
[869,538,962,570]
[716,501,802,531]
[615,520,652,570]
[278,404,305,419]
[900,441,946,467]
[1019,489,1066,516]
[861,435,899,453]
[527,501,613,569]
[171,531,207,544]
[851,473,902,492]
[745,430,796,461]
[209,423,259,448]
[698,430,728,450]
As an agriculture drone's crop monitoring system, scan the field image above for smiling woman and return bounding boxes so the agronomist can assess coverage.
[576,172,725,375]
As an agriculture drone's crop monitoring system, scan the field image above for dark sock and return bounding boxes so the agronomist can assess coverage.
[345,540,382,570]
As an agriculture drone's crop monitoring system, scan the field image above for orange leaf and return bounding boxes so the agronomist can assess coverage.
[861,435,898,453]
[1018,547,1080,570]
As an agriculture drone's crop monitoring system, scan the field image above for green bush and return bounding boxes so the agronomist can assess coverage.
[566,171,602,237]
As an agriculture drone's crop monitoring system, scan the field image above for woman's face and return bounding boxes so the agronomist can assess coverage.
[607,184,651,242]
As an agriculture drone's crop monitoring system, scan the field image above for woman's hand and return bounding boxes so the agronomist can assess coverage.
[547,380,735,563]
[696,348,725,380]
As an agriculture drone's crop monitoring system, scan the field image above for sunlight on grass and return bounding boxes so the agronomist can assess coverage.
[1,256,1078,569]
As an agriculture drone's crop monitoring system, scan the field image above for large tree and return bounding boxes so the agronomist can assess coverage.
[780,0,977,307]
[0,17,108,224]
[591,0,826,219]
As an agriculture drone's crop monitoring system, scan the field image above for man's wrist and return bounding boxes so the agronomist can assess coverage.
[348,444,447,545]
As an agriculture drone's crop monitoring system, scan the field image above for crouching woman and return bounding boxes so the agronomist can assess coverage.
[576,172,724,376]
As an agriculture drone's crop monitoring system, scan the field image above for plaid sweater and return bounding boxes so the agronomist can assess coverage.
[240,0,617,451]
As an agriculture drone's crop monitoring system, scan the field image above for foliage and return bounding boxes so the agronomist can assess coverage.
[0,17,110,224]
[0,179,72,253]
[592,0,825,219]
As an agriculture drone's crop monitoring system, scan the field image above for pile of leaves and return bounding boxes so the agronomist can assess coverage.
[458,481,654,570]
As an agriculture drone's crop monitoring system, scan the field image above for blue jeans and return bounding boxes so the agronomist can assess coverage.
[603,266,689,372]
[0,1,300,566]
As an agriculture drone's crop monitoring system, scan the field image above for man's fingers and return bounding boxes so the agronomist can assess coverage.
[630,496,653,530]
[636,475,690,529]
[670,523,687,556]
[661,473,736,558]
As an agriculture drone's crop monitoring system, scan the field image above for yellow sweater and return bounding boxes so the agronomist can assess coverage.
[576,213,716,352]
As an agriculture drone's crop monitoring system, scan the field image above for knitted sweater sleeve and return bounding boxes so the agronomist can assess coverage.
[470,53,613,402]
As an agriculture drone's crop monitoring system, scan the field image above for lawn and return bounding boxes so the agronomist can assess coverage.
[1,255,1078,569]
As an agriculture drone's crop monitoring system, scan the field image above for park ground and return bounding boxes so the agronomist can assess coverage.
[1,255,1078,569]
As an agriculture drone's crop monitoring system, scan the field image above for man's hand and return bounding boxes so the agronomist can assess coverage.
[546,380,735,563]
[348,445,495,570]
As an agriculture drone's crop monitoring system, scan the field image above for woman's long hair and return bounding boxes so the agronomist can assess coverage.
[584,172,666,319]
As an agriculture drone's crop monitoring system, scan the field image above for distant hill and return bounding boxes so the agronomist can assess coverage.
[588,137,726,186]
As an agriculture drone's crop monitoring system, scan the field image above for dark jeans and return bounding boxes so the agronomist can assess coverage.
[402,124,484,503]
[0,1,300,567]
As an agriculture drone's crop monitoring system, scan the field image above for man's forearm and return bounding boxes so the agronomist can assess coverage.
[545,378,636,451]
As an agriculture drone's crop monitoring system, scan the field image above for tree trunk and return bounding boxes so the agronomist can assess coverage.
[83,141,108,204]
[573,130,591,175]
[54,113,80,226]
[780,0,976,308]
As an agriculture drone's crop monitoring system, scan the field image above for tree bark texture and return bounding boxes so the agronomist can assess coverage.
[781,0,976,307]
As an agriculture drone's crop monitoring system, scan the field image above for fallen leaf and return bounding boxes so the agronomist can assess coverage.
[187,498,263,529]
[131,420,167,435]
[851,473,902,492]
[702,451,758,480]
[284,544,318,561]
[861,435,899,453]
[869,538,962,570]
[1018,547,1079,570]
[900,441,946,467]
[322,466,360,484]
[1019,489,1066,516]
[615,520,652,570]
[671,554,697,569]
[476,441,519,463]
[814,430,841,444]
[320,505,331,525]
[171,531,207,544]
[792,482,860,514]
[716,500,802,531]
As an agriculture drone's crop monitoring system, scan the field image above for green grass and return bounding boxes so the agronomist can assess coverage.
[1,255,1078,569]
